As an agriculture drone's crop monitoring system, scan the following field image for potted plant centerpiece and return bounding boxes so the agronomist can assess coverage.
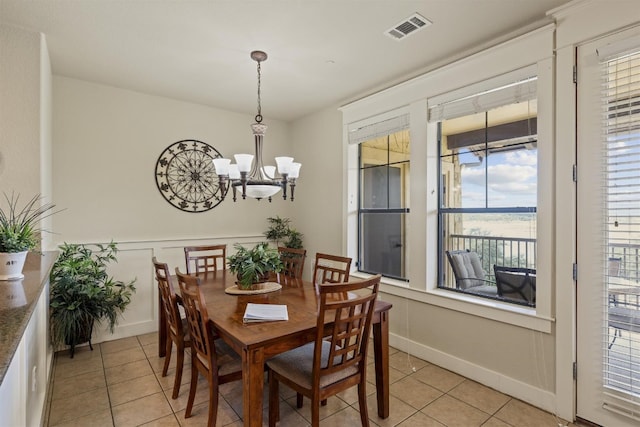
[49,241,136,357]
[0,193,58,280]
[227,242,283,289]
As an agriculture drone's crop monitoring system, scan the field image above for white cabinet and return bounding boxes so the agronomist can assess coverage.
[0,253,55,426]
[0,284,51,426]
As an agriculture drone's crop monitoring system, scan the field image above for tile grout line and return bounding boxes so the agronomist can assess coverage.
[140,334,181,426]
[99,343,117,427]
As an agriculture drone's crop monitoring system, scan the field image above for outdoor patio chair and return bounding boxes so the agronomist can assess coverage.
[493,265,536,306]
[445,249,497,297]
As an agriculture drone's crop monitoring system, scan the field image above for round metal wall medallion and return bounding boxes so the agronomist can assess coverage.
[155,139,226,212]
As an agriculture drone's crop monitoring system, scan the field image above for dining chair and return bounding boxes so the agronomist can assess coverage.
[175,268,242,426]
[184,244,226,275]
[267,274,381,427]
[303,252,353,407]
[278,246,307,279]
[153,257,190,399]
[313,252,352,286]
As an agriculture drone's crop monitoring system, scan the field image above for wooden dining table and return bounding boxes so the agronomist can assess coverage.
[158,270,392,427]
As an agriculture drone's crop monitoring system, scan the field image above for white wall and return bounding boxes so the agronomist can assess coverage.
[52,76,295,340]
[52,76,293,243]
[0,25,53,426]
[289,105,344,279]
[0,25,52,226]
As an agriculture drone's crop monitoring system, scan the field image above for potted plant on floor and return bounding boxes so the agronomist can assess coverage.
[263,216,304,250]
[227,242,283,289]
[49,241,136,357]
[0,193,58,280]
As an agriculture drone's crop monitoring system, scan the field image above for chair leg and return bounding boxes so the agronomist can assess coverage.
[311,395,321,427]
[185,359,198,418]
[357,382,370,427]
[162,336,173,377]
[268,370,279,427]
[171,342,184,399]
[294,393,325,408]
[296,392,303,408]
[207,371,218,427]
[609,327,622,349]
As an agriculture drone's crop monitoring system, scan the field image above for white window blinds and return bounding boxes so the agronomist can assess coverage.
[428,65,537,122]
[600,44,640,421]
[348,114,410,145]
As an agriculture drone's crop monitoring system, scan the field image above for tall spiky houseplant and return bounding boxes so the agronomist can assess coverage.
[0,193,58,280]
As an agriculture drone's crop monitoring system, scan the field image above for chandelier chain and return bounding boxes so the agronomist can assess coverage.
[256,60,262,123]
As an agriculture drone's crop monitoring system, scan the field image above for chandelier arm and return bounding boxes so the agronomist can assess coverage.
[289,180,296,202]
[280,174,288,200]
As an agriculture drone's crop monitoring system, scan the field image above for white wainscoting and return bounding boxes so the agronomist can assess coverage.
[86,235,265,344]
[388,332,557,416]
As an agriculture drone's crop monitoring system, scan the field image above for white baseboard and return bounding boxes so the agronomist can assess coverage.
[389,332,559,415]
[92,320,157,344]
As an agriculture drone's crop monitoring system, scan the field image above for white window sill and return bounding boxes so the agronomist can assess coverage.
[351,271,554,333]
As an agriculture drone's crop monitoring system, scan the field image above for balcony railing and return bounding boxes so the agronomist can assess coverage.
[608,242,640,283]
[443,234,537,289]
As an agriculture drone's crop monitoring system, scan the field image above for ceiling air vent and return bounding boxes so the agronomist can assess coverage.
[385,13,432,41]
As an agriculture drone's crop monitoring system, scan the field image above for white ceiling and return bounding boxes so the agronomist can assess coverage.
[0,0,572,122]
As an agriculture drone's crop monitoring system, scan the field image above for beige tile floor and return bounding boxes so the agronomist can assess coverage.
[45,333,586,427]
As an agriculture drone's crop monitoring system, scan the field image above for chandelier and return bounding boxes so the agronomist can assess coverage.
[213,51,301,202]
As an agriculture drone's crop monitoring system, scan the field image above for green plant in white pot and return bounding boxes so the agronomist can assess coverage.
[0,193,58,280]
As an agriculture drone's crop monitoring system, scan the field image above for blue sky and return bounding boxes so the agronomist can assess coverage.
[459,148,537,208]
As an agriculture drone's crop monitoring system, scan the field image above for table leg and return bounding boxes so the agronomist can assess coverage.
[242,347,265,427]
[158,289,167,357]
[372,309,390,419]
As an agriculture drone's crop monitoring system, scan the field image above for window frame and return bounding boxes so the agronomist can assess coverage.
[357,135,410,281]
[436,104,539,307]
[341,25,554,333]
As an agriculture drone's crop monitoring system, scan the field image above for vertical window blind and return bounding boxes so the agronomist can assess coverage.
[600,43,640,421]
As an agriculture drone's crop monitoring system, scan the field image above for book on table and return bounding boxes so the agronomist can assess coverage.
[243,303,289,323]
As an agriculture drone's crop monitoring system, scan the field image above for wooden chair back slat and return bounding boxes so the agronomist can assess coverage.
[184,244,226,275]
[175,270,214,368]
[313,253,352,287]
[278,247,307,279]
[315,277,379,380]
[153,258,183,338]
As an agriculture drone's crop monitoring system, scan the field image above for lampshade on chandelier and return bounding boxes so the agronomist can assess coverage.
[213,51,301,202]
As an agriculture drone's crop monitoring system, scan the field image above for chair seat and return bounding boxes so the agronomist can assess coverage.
[267,341,358,390]
[466,285,498,297]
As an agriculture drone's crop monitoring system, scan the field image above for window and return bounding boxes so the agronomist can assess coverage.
[600,44,640,417]
[435,78,538,306]
[355,120,410,281]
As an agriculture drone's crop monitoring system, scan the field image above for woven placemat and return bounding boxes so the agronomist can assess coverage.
[224,282,282,295]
